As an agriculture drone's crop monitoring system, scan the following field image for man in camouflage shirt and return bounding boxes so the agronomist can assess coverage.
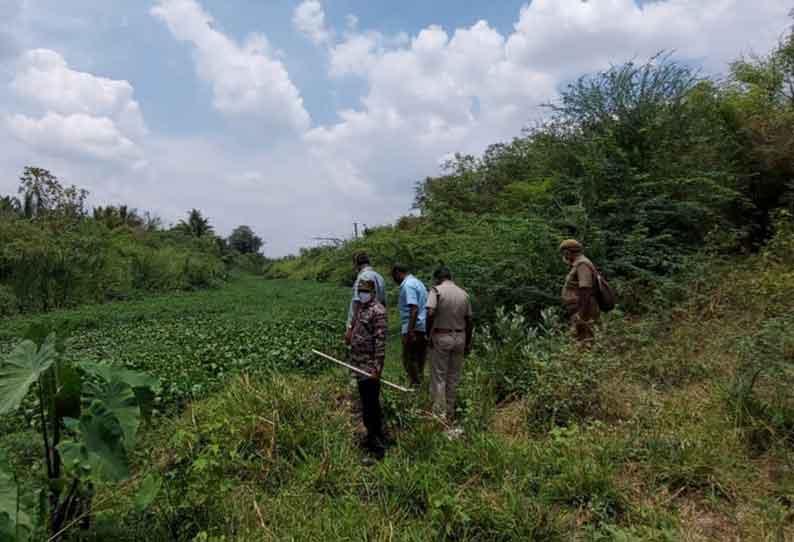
[350,279,388,462]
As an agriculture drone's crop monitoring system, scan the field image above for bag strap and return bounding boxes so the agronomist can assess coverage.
[574,260,601,286]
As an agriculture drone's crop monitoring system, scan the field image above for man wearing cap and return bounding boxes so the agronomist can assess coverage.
[345,252,386,345]
[560,239,599,343]
[391,264,429,388]
[349,279,388,463]
[426,266,473,429]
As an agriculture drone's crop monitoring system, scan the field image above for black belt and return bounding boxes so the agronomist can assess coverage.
[433,328,464,334]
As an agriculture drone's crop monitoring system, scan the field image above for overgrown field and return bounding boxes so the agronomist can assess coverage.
[0,277,349,421]
[3,248,794,541]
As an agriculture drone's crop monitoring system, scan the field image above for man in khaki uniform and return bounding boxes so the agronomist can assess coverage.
[426,266,473,425]
[560,239,600,343]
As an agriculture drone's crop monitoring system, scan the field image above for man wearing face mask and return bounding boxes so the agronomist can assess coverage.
[349,279,388,464]
[345,252,386,346]
[560,239,600,344]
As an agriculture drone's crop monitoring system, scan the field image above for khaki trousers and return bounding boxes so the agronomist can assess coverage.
[429,331,466,419]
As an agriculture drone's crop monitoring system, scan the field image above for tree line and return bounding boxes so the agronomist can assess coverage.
[0,168,266,317]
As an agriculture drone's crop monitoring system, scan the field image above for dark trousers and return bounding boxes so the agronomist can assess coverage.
[402,334,428,386]
[357,379,384,454]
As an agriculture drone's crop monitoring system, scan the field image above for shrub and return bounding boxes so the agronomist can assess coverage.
[0,284,17,318]
[727,313,794,449]
[478,306,606,428]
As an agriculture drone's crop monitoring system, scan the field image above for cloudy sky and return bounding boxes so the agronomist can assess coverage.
[0,0,790,255]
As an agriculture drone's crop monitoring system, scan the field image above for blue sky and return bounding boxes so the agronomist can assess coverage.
[0,0,791,255]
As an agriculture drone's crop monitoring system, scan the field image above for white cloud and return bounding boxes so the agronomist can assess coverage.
[306,0,791,205]
[329,32,380,77]
[11,49,147,137]
[7,112,145,165]
[293,0,332,46]
[152,0,310,133]
[505,0,791,78]
[6,48,147,166]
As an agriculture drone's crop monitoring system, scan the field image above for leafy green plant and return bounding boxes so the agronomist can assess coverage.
[0,330,159,540]
[727,313,794,448]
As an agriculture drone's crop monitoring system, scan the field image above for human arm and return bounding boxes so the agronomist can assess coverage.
[575,288,594,321]
[372,309,387,379]
[425,287,438,345]
[426,308,435,339]
[345,300,361,344]
[575,264,595,321]
[345,276,362,344]
[404,304,419,344]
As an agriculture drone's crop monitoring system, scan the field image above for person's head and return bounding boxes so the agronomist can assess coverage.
[559,239,583,265]
[358,279,376,304]
[432,265,452,285]
[391,263,409,285]
[352,251,370,273]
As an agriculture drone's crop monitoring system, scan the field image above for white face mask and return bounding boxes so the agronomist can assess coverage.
[359,292,373,303]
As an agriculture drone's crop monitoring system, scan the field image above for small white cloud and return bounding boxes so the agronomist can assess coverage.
[152,0,310,133]
[345,14,359,31]
[293,0,332,46]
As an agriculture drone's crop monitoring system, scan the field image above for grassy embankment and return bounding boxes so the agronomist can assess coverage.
[2,251,794,541]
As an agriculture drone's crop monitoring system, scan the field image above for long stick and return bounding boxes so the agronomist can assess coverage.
[311,350,414,393]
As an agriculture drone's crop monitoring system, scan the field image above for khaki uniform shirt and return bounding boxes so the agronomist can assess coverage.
[426,280,472,331]
[562,255,595,309]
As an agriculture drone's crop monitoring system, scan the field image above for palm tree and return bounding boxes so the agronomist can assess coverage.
[176,209,214,238]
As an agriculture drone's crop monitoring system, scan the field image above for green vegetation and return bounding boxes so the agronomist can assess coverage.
[0,330,159,541]
[0,278,348,409]
[0,169,269,317]
[1,222,793,539]
[268,32,794,319]
[2,17,794,542]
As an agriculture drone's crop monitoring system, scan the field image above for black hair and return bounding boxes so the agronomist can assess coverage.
[433,266,452,282]
[391,263,409,275]
[354,252,370,266]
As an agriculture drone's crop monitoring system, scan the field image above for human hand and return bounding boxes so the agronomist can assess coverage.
[370,366,382,380]
[344,328,353,345]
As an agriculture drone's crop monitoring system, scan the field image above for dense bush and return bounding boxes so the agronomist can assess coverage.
[267,213,562,321]
[0,169,272,316]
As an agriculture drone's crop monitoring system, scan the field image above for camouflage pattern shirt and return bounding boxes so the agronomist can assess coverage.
[350,300,387,380]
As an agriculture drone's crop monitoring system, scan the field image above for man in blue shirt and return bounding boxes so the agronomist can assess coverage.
[345,252,386,345]
[391,263,428,387]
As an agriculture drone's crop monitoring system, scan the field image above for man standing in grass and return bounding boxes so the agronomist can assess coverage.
[349,279,388,463]
[426,266,473,434]
[560,239,600,344]
[391,264,428,388]
[345,252,386,345]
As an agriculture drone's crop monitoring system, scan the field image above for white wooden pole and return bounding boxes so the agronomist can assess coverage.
[311,349,414,393]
